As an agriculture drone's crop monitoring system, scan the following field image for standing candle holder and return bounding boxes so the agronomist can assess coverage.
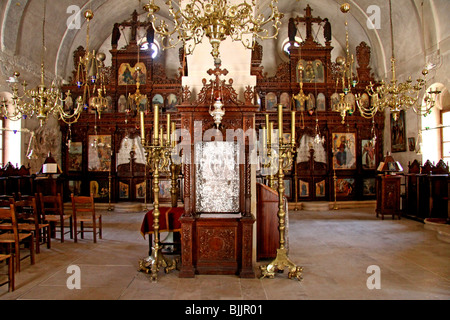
[138,104,176,281]
[260,104,303,281]
[333,169,339,210]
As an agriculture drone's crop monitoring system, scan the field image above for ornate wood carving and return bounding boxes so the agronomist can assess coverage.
[356,41,374,83]
[178,65,257,278]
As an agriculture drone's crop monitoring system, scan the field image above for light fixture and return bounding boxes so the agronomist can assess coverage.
[331,3,356,124]
[207,60,226,127]
[128,41,148,114]
[143,0,284,60]
[76,7,108,117]
[209,97,225,128]
[358,0,440,121]
[1,0,82,126]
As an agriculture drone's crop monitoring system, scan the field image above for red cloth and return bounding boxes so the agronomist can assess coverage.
[140,207,184,238]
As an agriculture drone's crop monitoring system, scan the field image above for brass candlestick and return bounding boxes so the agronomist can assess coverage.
[260,105,303,281]
[333,169,339,210]
[138,105,176,281]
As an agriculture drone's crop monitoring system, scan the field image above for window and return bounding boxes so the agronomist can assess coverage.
[0,92,22,167]
[441,111,450,162]
[139,39,159,59]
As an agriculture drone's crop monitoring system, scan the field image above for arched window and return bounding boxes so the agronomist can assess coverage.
[438,87,450,162]
[138,38,160,59]
[420,84,449,164]
[0,91,22,167]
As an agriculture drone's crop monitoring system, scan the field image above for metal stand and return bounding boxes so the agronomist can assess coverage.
[138,106,176,281]
[260,105,303,281]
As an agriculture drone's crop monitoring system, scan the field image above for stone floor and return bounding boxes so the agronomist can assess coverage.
[0,206,449,300]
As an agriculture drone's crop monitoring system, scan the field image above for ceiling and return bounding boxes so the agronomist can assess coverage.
[0,0,447,85]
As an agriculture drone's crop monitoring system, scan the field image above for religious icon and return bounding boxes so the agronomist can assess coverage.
[330,92,340,110]
[265,92,277,111]
[313,60,324,83]
[362,139,376,169]
[332,132,356,170]
[152,94,164,106]
[363,178,376,196]
[118,95,127,112]
[166,94,178,112]
[280,92,290,110]
[68,142,82,171]
[88,135,112,171]
[136,181,146,199]
[118,62,147,85]
[315,180,326,197]
[299,180,309,197]
[391,110,406,152]
[316,93,326,111]
[336,178,355,197]
[119,182,129,199]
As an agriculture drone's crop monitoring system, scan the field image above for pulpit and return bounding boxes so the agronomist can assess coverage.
[178,63,256,278]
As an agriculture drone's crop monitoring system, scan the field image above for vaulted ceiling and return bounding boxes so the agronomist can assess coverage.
[0,0,448,87]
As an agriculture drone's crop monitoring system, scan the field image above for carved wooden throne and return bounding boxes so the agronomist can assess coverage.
[178,64,257,278]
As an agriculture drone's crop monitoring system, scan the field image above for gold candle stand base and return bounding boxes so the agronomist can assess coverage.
[138,243,176,281]
[259,248,303,281]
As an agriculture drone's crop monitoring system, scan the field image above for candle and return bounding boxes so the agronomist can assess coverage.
[261,126,267,151]
[171,122,176,148]
[265,113,269,132]
[291,111,295,144]
[166,113,171,145]
[268,122,273,146]
[153,104,159,142]
[140,111,145,141]
[278,104,283,140]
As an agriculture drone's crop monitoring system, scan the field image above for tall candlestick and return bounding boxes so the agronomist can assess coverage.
[140,111,145,141]
[291,111,295,144]
[153,104,159,142]
[278,104,283,140]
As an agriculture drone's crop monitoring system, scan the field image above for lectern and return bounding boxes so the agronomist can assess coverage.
[376,153,403,220]
[177,64,256,278]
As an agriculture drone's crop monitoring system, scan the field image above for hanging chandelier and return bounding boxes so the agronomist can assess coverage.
[331,3,357,124]
[1,0,82,126]
[143,0,284,59]
[76,8,108,118]
[357,0,440,121]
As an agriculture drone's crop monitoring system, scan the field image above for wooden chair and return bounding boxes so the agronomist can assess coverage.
[71,194,102,243]
[39,193,73,243]
[0,254,14,291]
[10,197,51,254]
[0,204,35,272]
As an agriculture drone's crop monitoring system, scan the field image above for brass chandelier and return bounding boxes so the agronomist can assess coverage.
[143,0,284,59]
[76,8,108,119]
[331,3,358,124]
[357,0,440,121]
[1,0,82,126]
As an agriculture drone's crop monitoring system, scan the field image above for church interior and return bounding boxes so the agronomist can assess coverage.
[0,0,449,301]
